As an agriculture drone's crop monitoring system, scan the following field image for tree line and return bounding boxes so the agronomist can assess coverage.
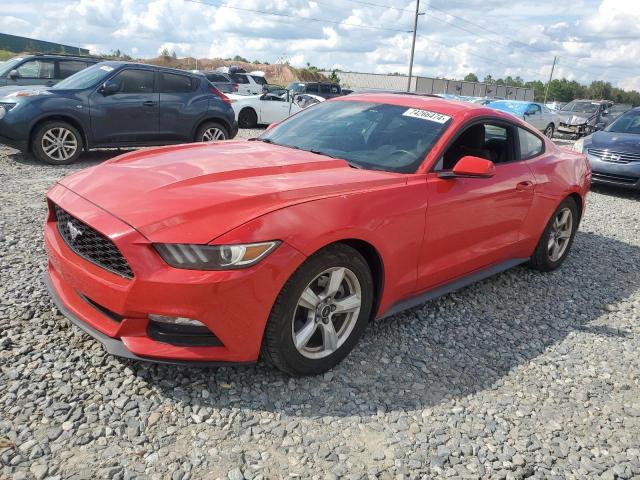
[463,73,639,105]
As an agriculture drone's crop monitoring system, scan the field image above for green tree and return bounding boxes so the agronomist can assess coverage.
[483,75,493,83]
[463,73,478,82]
[171,50,177,59]
[159,47,171,57]
[328,70,340,84]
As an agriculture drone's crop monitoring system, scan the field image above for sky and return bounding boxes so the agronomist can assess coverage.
[1,0,639,90]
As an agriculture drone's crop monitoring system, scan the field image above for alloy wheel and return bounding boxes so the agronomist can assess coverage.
[292,267,362,359]
[201,127,226,142]
[548,207,573,262]
[41,127,78,162]
[544,125,554,138]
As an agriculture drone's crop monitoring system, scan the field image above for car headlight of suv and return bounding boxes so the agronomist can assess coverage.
[0,103,17,120]
[154,241,280,270]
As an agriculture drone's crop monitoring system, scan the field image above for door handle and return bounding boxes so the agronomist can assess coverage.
[143,101,157,107]
[516,181,534,191]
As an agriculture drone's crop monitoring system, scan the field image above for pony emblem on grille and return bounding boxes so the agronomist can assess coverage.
[67,221,83,241]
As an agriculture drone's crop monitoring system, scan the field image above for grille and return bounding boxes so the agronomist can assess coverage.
[591,171,639,185]
[54,205,134,279]
[588,148,640,164]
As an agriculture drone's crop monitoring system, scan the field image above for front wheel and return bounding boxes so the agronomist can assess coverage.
[529,197,579,272]
[238,108,258,128]
[544,123,554,138]
[261,244,374,376]
[196,122,229,142]
[32,121,83,165]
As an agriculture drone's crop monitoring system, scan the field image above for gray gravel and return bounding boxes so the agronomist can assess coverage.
[1,132,640,480]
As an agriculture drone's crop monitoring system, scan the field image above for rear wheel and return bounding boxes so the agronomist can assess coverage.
[238,108,258,128]
[529,197,579,272]
[261,244,374,376]
[196,122,229,142]
[544,123,554,138]
[32,121,83,165]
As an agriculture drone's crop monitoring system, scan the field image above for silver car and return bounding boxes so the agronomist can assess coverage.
[488,100,559,138]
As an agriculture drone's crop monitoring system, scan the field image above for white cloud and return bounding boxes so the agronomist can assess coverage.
[1,0,639,91]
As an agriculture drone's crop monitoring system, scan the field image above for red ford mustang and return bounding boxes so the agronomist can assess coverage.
[44,94,590,375]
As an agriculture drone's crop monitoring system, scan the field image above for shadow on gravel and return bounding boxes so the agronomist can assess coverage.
[7,147,127,169]
[591,183,640,201]
[130,230,640,417]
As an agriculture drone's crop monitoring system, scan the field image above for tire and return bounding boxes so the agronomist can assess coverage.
[543,123,554,138]
[196,121,229,142]
[261,244,374,376]
[31,121,83,165]
[529,197,579,272]
[238,108,258,128]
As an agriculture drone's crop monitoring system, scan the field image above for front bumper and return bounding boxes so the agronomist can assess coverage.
[587,152,640,190]
[45,183,305,364]
[557,123,591,137]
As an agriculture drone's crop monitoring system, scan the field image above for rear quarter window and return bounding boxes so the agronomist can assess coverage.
[230,73,249,84]
[161,72,195,93]
[518,128,544,159]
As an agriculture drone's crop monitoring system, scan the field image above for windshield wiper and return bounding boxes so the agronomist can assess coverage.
[248,137,273,143]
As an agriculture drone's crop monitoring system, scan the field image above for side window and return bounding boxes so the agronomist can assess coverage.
[110,69,155,94]
[306,84,319,93]
[160,72,193,93]
[58,61,87,79]
[207,74,227,83]
[527,103,541,114]
[16,59,55,79]
[320,84,331,94]
[441,122,513,170]
[518,128,544,159]
[230,73,249,84]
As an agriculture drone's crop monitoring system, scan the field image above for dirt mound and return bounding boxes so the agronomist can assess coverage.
[146,56,328,86]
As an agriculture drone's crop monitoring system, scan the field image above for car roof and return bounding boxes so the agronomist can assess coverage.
[15,53,103,61]
[334,92,487,115]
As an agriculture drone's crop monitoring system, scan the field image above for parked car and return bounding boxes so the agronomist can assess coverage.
[574,107,640,190]
[0,53,101,88]
[556,100,613,138]
[43,94,590,375]
[215,66,266,95]
[286,82,342,99]
[0,61,237,164]
[545,101,566,111]
[194,70,238,93]
[489,100,559,138]
[229,89,323,128]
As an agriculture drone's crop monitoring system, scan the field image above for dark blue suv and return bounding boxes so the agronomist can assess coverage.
[0,61,238,164]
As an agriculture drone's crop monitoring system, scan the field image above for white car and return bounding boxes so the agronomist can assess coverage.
[215,67,266,95]
[230,90,324,128]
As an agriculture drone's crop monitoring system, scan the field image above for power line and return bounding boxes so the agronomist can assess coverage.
[185,0,412,33]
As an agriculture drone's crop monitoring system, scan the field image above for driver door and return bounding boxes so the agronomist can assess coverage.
[259,92,293,124]
[417,121,536,291]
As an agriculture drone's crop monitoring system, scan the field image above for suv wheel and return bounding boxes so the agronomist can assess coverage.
[261,244,374,376]
[196,122,229,142]
[32,121,83,165]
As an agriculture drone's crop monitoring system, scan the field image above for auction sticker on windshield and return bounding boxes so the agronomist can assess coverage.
[402,108,451,124]
[100,65,114,72]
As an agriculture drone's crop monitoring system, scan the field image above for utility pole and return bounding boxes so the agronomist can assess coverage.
[543,56,557,104]
[406,0,422,92]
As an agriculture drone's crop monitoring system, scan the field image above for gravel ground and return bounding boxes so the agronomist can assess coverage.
[1,131,639,480]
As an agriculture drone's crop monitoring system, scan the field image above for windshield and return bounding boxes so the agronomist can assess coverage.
[561,101,599,114]
[53,63,115,90]
[286,82,305,93]
[0,57,25,77]
[605,109,640,134]
[261,100,451,173]
[490,101,528,115]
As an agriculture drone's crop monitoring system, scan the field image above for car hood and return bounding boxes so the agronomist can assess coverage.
[558,112,596,125]
[58,141,406,244]
[0,85,53,100]
[590,130,640,152]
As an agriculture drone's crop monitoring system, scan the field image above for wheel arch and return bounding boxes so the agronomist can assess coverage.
[567,191,583,221]
[238,106,258,127]
[311,238,385,322]
[29,115,88,152]
[193,116,232,141]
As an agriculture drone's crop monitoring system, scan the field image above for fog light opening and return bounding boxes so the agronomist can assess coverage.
[148,314,204,327]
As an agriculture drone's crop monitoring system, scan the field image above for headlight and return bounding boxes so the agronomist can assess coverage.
[154,241,280,270]
[0,103,16,120]
[573,137,584,152]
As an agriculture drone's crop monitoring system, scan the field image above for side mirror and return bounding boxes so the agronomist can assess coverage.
[99,81,119,96]
[602,110,609,116]
[8,69,19,80]
[259,93,267,100]
[595,122,606,131]
[438,156,495,179]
